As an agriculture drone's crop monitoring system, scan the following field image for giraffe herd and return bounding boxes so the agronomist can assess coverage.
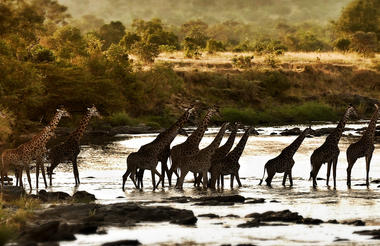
[0,103,379,192]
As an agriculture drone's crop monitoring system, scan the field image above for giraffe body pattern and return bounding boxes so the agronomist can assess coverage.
[1,108,70,190]
[259,127,312,187]
[168,107,219,186]
[209,127,254,189]
[346,104,379,188]
[122,107,195,191]
[47,105,101,186]
[176,122,228,189]
[310,105,358,188]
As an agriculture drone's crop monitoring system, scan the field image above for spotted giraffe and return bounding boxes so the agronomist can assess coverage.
[47,105,102,186]
[259,126,312,187]
[122,106,195,191]
[176,122,228,189]
[168,106,219,186]
[194,122,238,187]
[310,105,358,188]
[1,107,70,190]
[209,127,254,189]
[346,104,379,188]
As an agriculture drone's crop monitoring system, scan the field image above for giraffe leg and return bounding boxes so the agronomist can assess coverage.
[36,162,40,191]
[221,174,224,189]
[265,169,275,187]
[230,174,235,189]
[129,168,138,189]
[122,168,131,191]
[235,173,242,188]
[202,171,208,189]
[25,167,32,191]
[282,172,287,186]
[326,161,332,186]
[161,160,168,188]
[346,160,355,188]
[72,157,80,186]
[39,159,48,189]
[289,170,293,187]
[137,169,144,189]
[333,157,338,189]
[154,169,163,189]
[365,153,373,187]
[176,169,188,190]
[217,175,220,189]
[151,169,156,191]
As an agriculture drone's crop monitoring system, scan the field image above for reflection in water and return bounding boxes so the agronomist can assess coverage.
[34,123,380,245]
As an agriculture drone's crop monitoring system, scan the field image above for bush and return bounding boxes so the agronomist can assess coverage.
[260,71,290,97]
[334,38,351,52]
[206,39,225,53]
[132,39,160,63]
[107,112,138,126]
[231,55,254,69]
[29,45,55,63]
[350,31,378,57]
[183,37,202,58]
[264,54,279,68]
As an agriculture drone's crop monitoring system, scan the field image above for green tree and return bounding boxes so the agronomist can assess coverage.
[99,21,126,49]
[181,20,209,48]
[351,31,378,56]
[334,0,380,38]
[48,25,86,60]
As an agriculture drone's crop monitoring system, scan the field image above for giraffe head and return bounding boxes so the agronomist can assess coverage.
[87,105,102,119]
[375,104,379,110]
[57,106,71,118]
[346,104,358,119]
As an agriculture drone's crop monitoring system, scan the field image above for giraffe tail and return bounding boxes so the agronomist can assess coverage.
[258,166,266,185]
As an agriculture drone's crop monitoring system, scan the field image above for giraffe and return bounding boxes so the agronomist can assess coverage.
[168,106,219,186]
[310,104,358,188]
[194,122,238,187]
[47,105,102,186]
[122,106,195,191]
[209,127,254,189]
[1,107,70,190]
[346,104,379,188]
[176,122,229,189]
[259,126,312,187]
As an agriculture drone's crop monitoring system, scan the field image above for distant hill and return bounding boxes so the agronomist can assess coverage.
[58,0,351,25]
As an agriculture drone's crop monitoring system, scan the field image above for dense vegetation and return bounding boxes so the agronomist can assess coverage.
[0,0,379,145]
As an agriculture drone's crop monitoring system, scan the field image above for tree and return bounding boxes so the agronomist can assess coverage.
[99,21,126,50]
[334,0,380,39]
[48,25,86,60]
[181,20,209,48]
[351,31,377,56]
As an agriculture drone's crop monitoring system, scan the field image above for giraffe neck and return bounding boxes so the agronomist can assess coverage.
[152,109,192,152]
[326,109,350,144]
[214,126,238,157]
[42,111,64,144]
[228,129,250,159]
[281,130,308,157]
[68,111,93,143]
[203,123,228,154]
[361,107,380,142]
[185,109,214,148]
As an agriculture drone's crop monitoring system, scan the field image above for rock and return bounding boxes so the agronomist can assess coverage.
[238,219,262,228]
[327,219,339,224]
[343,220,365,226]
[334,238,349,242]
[38,190,71,201]
[1,186,25,201]
[245,198,265,204]
[354,183,367,186]
[300,218,324,225]
[280,128,301,136]
[85,176,95,179]
[354,229,380,239]
[371,179,380,184]
[165,196,191,203]
[171,215,198,225]
[72,191,96,202]
[225,214,240,218]
[312,128,335,137]
[316,177,326,180]
[243,210,324,226]
[193,195,245,206]
[198,213,220,218]
[270,200,280,203]
[116,196,124,198]
[20,221,76,242]
[270,132,277,135]
[102,240,141,246]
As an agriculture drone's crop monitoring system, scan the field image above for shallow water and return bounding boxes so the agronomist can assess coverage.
[25,122,380,245]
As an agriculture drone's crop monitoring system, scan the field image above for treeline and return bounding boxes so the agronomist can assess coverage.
[0,0,379,143]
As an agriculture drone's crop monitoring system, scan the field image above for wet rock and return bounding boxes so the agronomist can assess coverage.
[243,210,324,227]
[270,200,280,203]
[371,179,380,184]
[354,229,380,239]
[1,186,25,201]
[165,196,191,203]
[245,198,265,204]
[198,213,220,218]
[72,191,96,202]
[270,132,277,135]
[225,214,240,218]
[171,215,198,225]
[312,128,335,136]
[334,238,349,242]
[354,183,367,186]
[193,195,245,206]
[237,244,257,246]
[102,240,141,246]
[38,190,71,202]
[20,221,76,242]
[238,219,262,228]
[85,176,95,179]
[343,220,365,226]
[280,128,301,136]
[116,196,124,198]
[327,219,339,224]
[316,177,326,180]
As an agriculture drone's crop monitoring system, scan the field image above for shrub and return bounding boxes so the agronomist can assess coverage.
[334,38,351,52]
[351,31,378,57]
[183,37,202,58]
[260,71,290,97]
[231,55,254,69]
[107,112,138,126]
[29,45,55,63]
[264,54,279,68]
[132,39,160,63]
[206,39,225,53]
